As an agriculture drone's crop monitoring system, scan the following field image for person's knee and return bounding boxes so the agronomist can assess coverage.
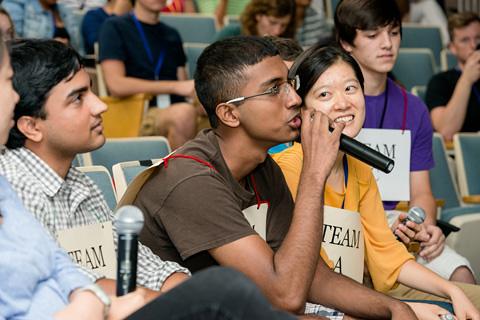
[168,103,196,133]
[450,266,476,284]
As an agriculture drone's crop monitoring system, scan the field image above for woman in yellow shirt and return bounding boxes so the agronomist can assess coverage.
[272,45,479,319]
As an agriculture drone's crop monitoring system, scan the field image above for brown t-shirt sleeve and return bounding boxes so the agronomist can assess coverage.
[157,173,257,260]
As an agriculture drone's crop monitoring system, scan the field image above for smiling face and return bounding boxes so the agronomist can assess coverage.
[304,60,365,138]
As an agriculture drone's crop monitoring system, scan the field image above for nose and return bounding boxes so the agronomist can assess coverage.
[333,92,350,111]
[380,31,393,49]
[286,87,302,110]
[272,24,285,36]
[89,93,108,116]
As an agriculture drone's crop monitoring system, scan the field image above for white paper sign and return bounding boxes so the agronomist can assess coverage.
[156,94,171,109]
[242,203,268,240]
[57,222,117,279]
[322,206,365,283]
[355,128,411,201]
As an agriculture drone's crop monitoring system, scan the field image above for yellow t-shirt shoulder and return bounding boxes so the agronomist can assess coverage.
[272,143,414,292]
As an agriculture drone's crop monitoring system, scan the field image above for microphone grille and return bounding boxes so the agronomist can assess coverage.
[406,206,426,224]
[115,205,145,235]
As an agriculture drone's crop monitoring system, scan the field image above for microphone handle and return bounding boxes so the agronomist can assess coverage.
[340,135,395,174]
[116,234,138,296]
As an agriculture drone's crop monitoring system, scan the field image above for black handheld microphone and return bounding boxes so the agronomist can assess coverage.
[334,130,395,173]
[115,205,144,296]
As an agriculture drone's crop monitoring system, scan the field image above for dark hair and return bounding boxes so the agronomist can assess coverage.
[0,7,15,41]
[290,45,364,102]
[335,0,402,46]
[266,36,303,61]
[240,0,297,39]
[194,36,279,128]
[448,12,480,42]
[6,39,82,149]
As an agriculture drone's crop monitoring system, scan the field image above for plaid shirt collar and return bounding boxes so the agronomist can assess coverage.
[11,147,86,198]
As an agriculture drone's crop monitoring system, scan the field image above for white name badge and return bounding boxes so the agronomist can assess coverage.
[156,94,171,109]
[355,128,411,201]
[242,203,268,240]
[322,206,365,283]
[57,222,116,279]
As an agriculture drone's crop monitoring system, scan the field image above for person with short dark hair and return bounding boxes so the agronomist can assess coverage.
[266,36,303,66]
[125,35,418,319]
[426,12,480,142]
[99,0,197,149]
[335,0,480,305]
[0,38,190,298]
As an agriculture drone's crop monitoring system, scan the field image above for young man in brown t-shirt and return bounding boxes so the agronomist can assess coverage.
[132,36,416,319]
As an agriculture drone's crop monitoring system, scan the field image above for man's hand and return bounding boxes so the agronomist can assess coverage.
[300,109,344,181]
[418,224,445,261]
[461,50,480,85]
[108,289,148,320]
[174,80,195,98]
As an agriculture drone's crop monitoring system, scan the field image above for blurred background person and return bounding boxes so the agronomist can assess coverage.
[0,7,14,41]
[214,0,296,41]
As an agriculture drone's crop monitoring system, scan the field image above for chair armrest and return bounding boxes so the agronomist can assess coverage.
[436,219,460,237]
[462,195,480,204]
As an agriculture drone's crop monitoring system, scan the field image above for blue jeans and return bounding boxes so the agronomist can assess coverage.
[127,267,296,320]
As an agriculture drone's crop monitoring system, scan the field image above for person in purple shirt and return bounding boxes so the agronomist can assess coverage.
[335,0,478,299]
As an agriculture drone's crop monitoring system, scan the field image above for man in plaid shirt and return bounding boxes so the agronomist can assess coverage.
[0,38,190,298]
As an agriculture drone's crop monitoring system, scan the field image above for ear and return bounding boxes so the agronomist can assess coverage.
[215,103,241,128]
[340,39,353,53]
[16,116,44,143]
[448,42,457,56]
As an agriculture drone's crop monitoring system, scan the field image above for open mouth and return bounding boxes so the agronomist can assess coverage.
[334,115,354,124]
[288,113,302,129]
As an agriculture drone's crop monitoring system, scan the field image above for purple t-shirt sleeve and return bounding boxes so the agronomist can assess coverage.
[408,94,434,171]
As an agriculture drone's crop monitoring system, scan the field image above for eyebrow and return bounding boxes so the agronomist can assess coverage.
[259,76,284,90]
[66,86,89,99]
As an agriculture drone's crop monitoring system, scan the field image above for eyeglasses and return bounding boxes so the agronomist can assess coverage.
[225,76,300,105]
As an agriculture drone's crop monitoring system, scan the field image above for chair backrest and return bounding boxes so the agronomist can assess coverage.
[440,48,457,71]
[325,0,341,19]
[94,42,108,97]
[430,133,461,209]
[77,165,117,210]
[100,93,150,138]
[81,136,171,175]
[454,133,480,197]
[411,85,426,102]
[446,213,480,280]
[112,159,161,199]
[183,42,209,79]
[401,24,443,68]
[161,14,217,43]
[392,48,436,91]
